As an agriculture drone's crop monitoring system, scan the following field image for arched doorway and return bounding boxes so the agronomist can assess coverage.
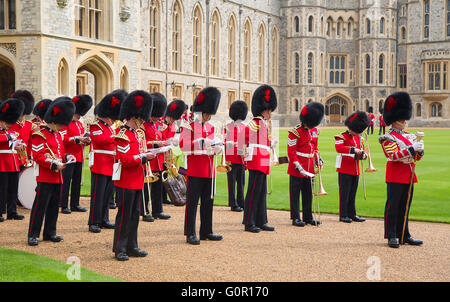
[76,54,114,107]
[325,95,349,124]
[0,55,15,101]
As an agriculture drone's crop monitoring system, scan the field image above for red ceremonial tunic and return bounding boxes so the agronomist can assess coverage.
[225,121,246,165]
[287,125,315,178]
[89,119,116,176]
[369,113,375,126]
[61,120,86,163]
[334,131,365,176]
[142,121,166,172]
[244,117,270,175]
[31,126,67,183]
[179,119,215,178]
[9,120,33,166]
[114,125,146,190]
[379,115,386,127]
[161,119,176,140]
[0,127,20,172]
[379,128,423,184]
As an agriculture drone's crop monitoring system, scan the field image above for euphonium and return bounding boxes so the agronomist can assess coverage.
[162,149,180,181]
[363,132,377,173]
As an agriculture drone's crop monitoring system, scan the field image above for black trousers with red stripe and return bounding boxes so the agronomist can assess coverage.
[227,163,245,209]
[384,182,413,240]
[61,162,82,209]
[338,173,359,219]
[113,187,141,254]
[243,170,268,228]
[88,172,112,226]
[184,176,214,237]
[28,182,62,239]
[0,171,20,217]
[289,175,313,222]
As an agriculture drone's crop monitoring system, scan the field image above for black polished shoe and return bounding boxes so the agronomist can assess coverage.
[339,217,352,223]
[153,212,171,220]
[7,213,25,220]
[244,225,261,233]
[28,237,38,246]
[388,238,400,248]
[101,221,115,229]
[43,235,63,242]
[259,224,275,231]
[61,207,71,214]
[115,252,129,261]
[292,219,306,227]
[142,215,154,222]
[0,216,4,222]
[305,220,321,226]
[89,225,101,233]
[109,204,117,209]
[71,206,87,212]
[352,216,366,222]
[162,199,172,205]
[200,233,223,241]
[231,206,243,212]
[405,237,423,246]
[127,248,148,257]
[186,235,200,245]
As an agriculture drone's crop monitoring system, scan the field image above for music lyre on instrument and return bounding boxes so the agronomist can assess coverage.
[401,131,424,244]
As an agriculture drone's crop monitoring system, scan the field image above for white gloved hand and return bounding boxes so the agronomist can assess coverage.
[413,141,424,152]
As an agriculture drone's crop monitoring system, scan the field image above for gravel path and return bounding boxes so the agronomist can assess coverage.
[1,197,449,282]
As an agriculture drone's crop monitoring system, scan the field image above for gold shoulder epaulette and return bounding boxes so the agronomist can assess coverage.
[32,130,46,140]
[161,123,168,131]
[248,120,260,132]
[334,134,345,140]
[115,128,130,142]
[288,125,301,138]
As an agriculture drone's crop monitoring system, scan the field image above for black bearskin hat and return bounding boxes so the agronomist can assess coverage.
[229,100,248,121]
[251,85,277,117]
[33,99,52,119]
[0,99,25,124]
[96,90,128,121]
[368,106,373,113]
[150,92,167,118]
[119,90,153,121]
[345,111,370,134]
[166,100,186,120]
[300,102,324,129]
[383,92,412,126]
[72,94,93,116]
[192,87,221,115]
[11,90,34,115]
[44,97,75,126]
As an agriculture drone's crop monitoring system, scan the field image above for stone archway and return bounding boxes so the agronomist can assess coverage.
[0,55,15,101]
[76,54,114,107]
[325,94,351,124]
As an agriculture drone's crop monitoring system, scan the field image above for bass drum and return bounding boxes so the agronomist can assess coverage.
[18,167,37,209]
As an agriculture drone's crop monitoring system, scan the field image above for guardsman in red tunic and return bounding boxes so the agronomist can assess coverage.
[27,97,76,246]
[160,99,187,204]
[378,109,386,135]
[335,111,370,223]
[242,85,277,233]
[141,92,170,222]
[379,92,424,248]
[287,102,324,227]
[87,90,127,233]
[60,95,92,214]
[367,106,375,135]
[113,90,155,261]
[0,99,26,222]
[225,100,248,212]
[180,87,222,245]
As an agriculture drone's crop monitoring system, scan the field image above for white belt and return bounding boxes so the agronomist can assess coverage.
[340,153,355,158]
[248,144,271,152]
[0,150,15,154]
[296,152,314,158]
[92,150,116,155]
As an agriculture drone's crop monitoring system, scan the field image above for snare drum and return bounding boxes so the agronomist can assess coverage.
[18,167,37,209]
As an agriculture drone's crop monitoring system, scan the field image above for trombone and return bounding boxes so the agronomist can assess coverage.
[216,124,232,173]
[311,151,327,227]
[360,133,378,200]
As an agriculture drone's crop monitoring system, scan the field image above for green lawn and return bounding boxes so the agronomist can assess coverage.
[0,248,121,282]
[81,128,450,223]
